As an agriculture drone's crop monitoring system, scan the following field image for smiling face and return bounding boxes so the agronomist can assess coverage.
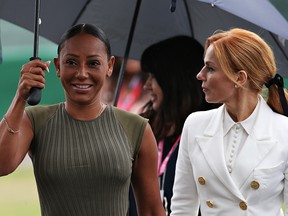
[143,73,163,111]
[196,45,236,104]
[54,33,114,106]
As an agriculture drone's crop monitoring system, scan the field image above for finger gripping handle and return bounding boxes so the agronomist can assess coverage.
[27,56,42,106]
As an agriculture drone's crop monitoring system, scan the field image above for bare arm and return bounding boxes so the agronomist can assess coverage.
[131,123,165,216]
[0,59,49,175]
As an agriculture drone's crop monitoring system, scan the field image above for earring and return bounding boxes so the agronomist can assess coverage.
[235,84,238,88]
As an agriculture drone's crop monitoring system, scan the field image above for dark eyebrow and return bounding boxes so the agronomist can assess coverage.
[64,54,103,59]
[87,54,103,59]
[64,54,79,58]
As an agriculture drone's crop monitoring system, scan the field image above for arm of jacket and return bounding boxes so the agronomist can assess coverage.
[170,112,203,216]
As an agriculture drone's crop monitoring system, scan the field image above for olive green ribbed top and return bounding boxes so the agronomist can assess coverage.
[25,103,147,216]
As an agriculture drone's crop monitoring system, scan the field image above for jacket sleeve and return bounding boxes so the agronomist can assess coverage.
[284,160,288,215]
[170,114,200,216]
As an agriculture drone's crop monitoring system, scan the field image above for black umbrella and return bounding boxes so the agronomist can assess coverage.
[76,0,288,106]
[0,0,92,105]
[1,0,288,106]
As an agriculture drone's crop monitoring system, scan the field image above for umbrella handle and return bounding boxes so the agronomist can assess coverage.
[27,57,42,106]
[27,0,41,106]
[27,87,42,106]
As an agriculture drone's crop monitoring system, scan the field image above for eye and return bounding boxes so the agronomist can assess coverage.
[65,59,77,66]
[206,66,214,73]
[88,60,100,67]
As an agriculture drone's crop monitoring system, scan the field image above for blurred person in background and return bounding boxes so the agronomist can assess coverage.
[130,35,219,215]
[102,57,149,113]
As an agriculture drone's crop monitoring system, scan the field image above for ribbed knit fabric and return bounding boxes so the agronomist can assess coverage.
[25,104,147,216]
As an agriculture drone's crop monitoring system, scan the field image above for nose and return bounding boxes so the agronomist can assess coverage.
[76,65,89,79]
[196,67,205,81]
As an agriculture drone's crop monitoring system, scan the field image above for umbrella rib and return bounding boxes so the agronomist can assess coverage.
[113,0,142,106]
[183,0,194,38]
[269,32,288,63]
[72,0,92,26]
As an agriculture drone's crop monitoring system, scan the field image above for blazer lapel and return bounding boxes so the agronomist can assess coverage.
[196,106,245,200]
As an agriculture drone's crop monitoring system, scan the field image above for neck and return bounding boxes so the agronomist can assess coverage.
[65,101,106,120]
[225,93,259,122]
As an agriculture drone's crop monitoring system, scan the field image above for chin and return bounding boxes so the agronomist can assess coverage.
[205,97,217,104]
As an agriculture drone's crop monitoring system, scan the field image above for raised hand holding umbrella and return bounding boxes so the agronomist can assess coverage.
[27,0,42,105]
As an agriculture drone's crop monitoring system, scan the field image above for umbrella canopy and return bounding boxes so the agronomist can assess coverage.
[0,0,90,46]
[0,0,288,74]
[1,0,288,106]
[76,0,288,77]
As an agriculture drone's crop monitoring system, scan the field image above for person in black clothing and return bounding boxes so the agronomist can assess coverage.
[130,35,219,215]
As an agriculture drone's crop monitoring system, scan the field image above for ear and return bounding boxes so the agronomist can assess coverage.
[107,56,115,77]
[54,57,60,77]
[235,70,248,87]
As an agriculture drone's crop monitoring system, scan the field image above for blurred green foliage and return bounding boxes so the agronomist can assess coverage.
[0,20,65,118]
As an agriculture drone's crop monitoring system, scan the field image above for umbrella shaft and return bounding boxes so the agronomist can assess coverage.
[32,0,41,58]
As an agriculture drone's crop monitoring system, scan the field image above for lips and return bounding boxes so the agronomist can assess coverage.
[202,85,208,92]
[73,84,92,89]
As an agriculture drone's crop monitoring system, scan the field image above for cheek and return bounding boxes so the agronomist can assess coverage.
[156,88,164,104]
[152,80,162,94]
[209,74,232,88]
[58,71,74,84]
[206,76,234,97]
[211,81,235,102]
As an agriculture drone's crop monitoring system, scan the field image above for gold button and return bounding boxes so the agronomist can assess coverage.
[206,200,214,208]
[250,180,260,189]
[198,176,206,185]
[239,201,247,210]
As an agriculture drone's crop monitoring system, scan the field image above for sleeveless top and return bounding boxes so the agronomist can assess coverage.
[25,103,148,216]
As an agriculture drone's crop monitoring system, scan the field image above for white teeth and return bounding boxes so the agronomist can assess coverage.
[75,85,90,89]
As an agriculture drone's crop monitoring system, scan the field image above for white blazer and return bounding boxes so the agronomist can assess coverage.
[171,96,288,216]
